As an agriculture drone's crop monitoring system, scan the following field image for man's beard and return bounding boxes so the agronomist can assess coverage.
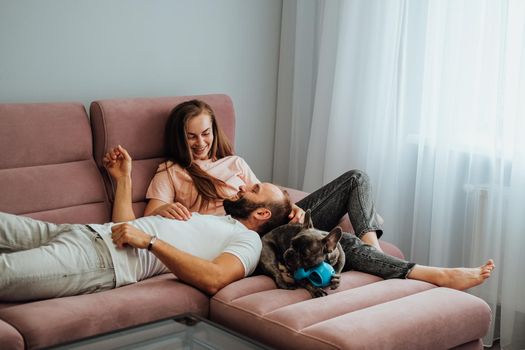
[223,196,261,219]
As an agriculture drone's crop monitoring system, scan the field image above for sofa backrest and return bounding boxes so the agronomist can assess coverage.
[90,94,236,217]
[0,102,111,223]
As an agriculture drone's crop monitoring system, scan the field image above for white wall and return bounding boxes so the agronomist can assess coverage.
[0,0,282,181]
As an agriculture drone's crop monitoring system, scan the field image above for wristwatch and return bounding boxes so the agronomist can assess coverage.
[147,235,158,251]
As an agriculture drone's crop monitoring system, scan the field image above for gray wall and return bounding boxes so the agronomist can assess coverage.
[0,0,282,181]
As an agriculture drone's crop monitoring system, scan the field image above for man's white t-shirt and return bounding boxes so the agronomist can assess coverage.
[89,214,262,287]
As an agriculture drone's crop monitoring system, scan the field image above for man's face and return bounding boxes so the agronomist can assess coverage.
[224,183,284,219]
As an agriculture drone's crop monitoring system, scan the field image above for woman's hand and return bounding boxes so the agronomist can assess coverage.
[103,145,132,180]
[153,202,192,221]
[288,204,305,224]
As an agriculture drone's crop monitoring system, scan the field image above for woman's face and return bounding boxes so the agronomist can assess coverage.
[185,113,214,160]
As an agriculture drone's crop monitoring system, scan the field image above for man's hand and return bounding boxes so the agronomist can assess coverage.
[154,202,192,220]
[111,223,150,249]
[103,145,132,180]
[288,204,305,223]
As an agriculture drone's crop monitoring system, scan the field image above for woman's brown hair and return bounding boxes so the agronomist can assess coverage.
[163,99,234,210]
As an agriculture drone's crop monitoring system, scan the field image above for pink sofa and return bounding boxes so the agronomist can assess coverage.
[0,95,491,349]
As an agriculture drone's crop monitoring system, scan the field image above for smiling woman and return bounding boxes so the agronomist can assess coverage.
[144,99,260,218]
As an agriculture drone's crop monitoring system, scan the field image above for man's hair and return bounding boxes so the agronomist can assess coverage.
[257,190,292,235]
[223,189,293,234]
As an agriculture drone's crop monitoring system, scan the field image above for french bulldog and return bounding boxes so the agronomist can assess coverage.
[258,210,345,298]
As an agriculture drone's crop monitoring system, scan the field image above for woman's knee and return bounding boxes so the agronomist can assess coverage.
[341,169,370,183]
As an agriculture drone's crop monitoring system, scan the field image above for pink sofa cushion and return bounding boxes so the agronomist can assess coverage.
[0,319,24,350]
[211,275,491,350]
[0,103,92,168]
[0,102,110,224]
[0,274,209,349]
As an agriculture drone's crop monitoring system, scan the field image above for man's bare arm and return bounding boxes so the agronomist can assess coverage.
[103,145,136,222]
[153,241,245,294]
[112,175,135,222]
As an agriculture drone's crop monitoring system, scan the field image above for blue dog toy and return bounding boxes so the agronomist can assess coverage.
[293,262,335,288]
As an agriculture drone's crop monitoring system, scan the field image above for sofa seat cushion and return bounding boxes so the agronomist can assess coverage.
[0,274,209,349]
[211,273,491,349]
[0,319,24,350]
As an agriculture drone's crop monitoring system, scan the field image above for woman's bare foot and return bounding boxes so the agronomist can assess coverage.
[408,259,495,290]
[439,259,495,290]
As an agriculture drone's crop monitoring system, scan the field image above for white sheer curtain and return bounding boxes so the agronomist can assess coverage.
[274,0,525,347]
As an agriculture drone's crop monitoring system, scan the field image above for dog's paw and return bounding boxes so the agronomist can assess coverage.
[329,274,341,290]
[309,287,328,298]
[280,271,295,285]
[277,262,288,273]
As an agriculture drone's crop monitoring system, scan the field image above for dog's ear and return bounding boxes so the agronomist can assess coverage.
[302,209,314,230]
[323,227,342,252]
